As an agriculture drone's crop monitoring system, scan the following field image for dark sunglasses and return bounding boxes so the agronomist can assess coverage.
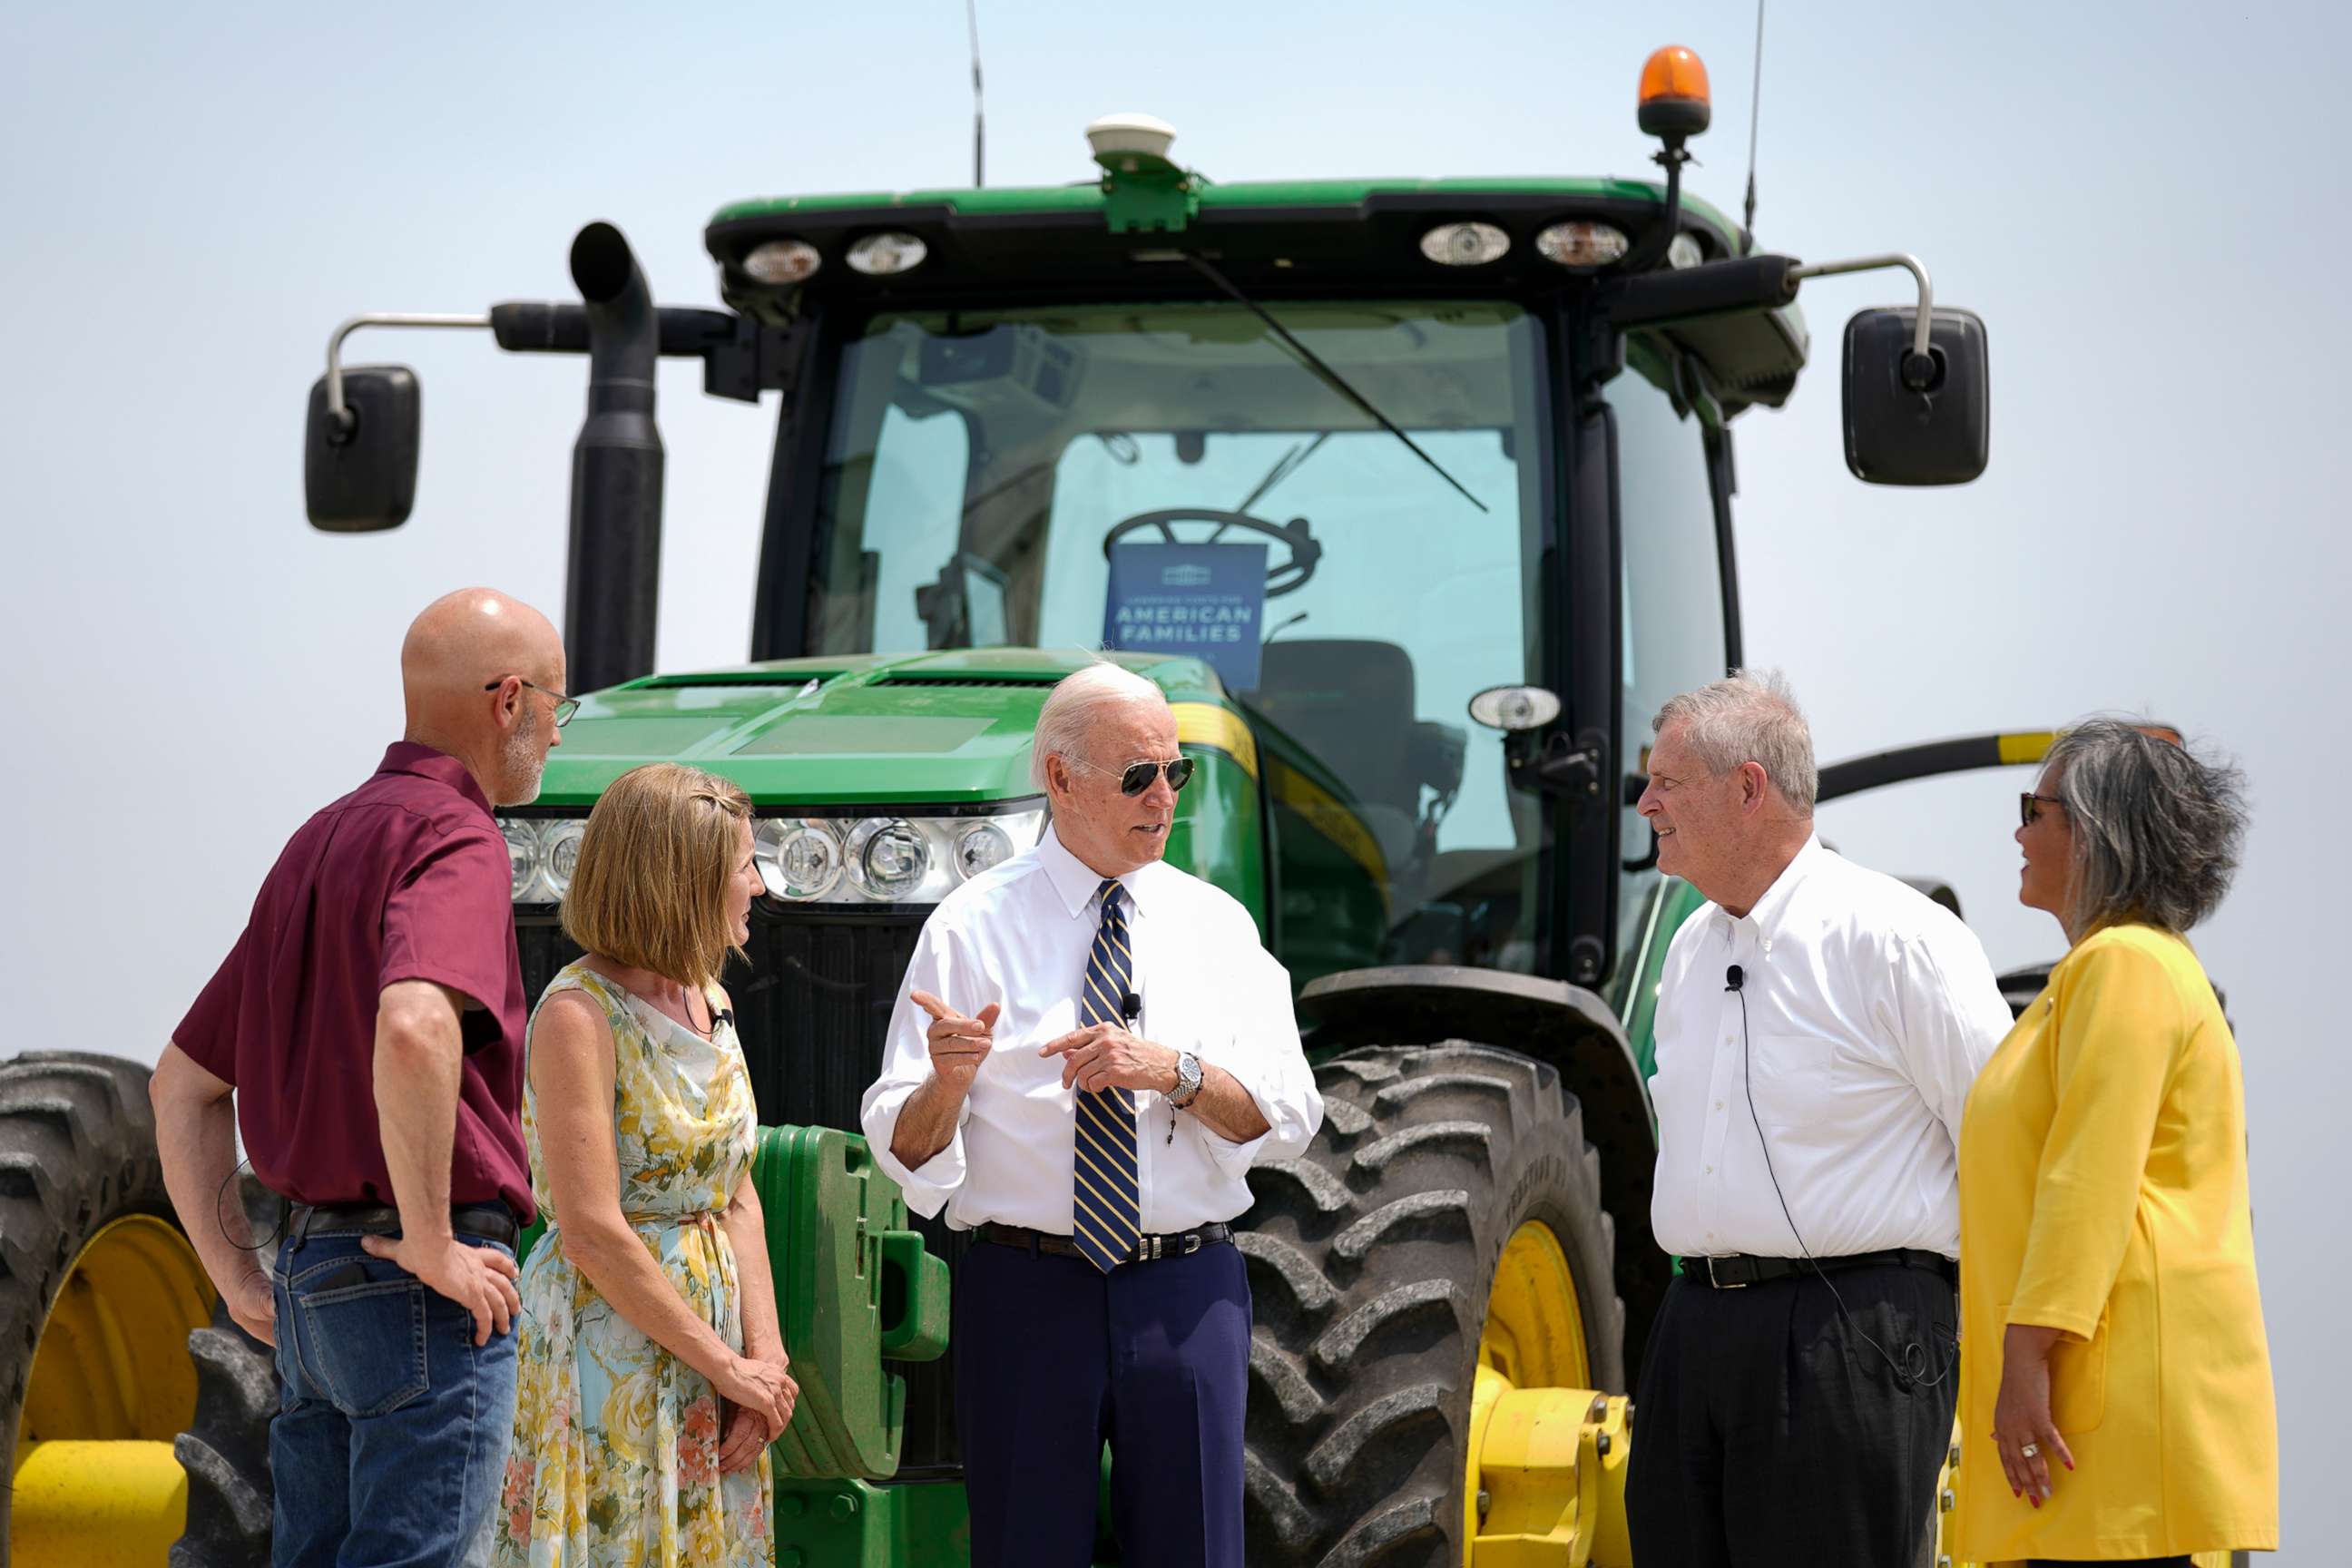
[1074,756,1196,796]
[2020,792,2064,828]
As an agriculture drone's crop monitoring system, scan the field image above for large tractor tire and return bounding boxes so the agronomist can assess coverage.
[170,1177,280,1567]
[1237,1042,1624,1566]
[0,1051,216,1567]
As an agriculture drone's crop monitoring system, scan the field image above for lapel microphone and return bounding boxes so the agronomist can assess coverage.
[1121,992,1142,1024]
[1725,965,1745,992]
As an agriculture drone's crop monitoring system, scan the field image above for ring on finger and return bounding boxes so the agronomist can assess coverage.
[2019,1442,2039,1459]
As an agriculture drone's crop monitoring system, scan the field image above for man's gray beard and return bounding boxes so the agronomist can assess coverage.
[498,706,546,806]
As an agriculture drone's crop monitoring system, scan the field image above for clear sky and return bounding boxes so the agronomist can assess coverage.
[4,0,2342,1550]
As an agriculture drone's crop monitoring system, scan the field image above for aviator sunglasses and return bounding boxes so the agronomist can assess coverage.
[1073,756,1197,796]
[2019,791,2064,828]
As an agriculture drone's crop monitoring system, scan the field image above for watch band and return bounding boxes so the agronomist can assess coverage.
[1170,1051,1204,1109]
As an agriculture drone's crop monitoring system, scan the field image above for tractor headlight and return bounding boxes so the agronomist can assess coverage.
[756,818,845,902]
[503,818,544,902]
[751,805,1046,906]
[506,805,1047,908]
[1534,220,1629,270]
[500,816,587,904]
[955,821,1016,880]
[847,818,931,900]
[1419,220,1511,267]
[742,238,822,285]
[541,820,585,899]
[846,231,928,277]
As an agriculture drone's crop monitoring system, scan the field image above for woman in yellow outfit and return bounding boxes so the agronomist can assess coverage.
[1954,720,2276,1565]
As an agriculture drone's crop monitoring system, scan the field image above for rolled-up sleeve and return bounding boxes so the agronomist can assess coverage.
[1191,943,1323,1178]
[859,918,971,1219]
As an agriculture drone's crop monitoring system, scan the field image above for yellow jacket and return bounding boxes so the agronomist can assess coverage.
[1952,924,2277,1560]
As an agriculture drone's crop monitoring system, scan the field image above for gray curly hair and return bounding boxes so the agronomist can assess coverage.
[2045,718,2247,935]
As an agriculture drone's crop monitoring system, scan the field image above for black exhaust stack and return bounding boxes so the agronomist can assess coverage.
[564,221,663,693]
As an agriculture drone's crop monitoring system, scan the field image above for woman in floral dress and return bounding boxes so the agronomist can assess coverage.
[494,763,795,1568]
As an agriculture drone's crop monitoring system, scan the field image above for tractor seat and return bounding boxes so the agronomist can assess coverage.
[1247,640,1426,849]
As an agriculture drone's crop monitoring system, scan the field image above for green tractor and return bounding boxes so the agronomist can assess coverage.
[5,44,2103,1568]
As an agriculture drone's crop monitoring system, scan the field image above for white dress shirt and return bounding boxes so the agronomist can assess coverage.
[859,826,1323,1233]
[1650,837,2013,1260]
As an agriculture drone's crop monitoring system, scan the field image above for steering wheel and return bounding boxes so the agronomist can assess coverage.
[1100,508,1322,598]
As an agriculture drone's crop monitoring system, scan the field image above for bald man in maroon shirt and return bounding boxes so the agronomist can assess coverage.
[153,587,568,1567]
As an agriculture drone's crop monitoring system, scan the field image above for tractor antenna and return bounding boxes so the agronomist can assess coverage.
[967,0,986,187]
[1741,0,1765,251]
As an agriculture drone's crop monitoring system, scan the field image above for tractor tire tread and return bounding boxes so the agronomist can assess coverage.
[1237,1042,1624,1565]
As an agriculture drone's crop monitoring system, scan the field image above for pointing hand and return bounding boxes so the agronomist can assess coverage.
[910,990,1001,1088]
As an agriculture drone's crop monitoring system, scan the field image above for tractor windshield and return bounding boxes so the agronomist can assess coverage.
[809,300,1552,975]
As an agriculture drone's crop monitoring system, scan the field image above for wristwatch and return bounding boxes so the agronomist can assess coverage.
[1169,1050,1204,1110]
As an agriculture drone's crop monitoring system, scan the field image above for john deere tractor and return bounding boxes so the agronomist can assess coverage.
[9,44,2147,1568]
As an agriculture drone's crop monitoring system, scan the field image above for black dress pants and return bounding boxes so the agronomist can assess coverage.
[1625,1264,1960,1568]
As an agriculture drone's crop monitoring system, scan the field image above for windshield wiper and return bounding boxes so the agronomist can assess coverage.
[1209,431,1331,544]
[1233,431,1330,516]
[1183,254,1490,515]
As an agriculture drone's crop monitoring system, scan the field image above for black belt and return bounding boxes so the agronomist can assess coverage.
[975,1221,1232,1264]
[289,1201,521,1250]
[1683,1248,1955,1289]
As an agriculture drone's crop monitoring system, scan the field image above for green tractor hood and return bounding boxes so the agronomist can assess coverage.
[533,648,1229,808]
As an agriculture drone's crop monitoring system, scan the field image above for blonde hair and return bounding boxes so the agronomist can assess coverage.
[561,763,753,988]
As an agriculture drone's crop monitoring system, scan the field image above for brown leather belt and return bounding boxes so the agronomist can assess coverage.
[975,1220,1232,1263]
[288,1201,521,1250]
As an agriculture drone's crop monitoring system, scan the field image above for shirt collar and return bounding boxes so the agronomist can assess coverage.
[1717,833,1824,941]
[1036,823,1158,920]
[376,741,495,819]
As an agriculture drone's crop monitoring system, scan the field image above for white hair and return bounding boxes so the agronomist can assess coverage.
[1030,661,1170,791]
[1653,669,1818,815]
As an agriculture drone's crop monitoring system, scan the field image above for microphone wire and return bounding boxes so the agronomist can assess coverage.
[1730,965,1952,1389]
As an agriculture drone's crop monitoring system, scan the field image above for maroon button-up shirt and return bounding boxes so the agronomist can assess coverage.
[174,742,534,1219]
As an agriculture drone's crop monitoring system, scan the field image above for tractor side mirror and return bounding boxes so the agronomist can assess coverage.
[305,365,421,532]
[1841,307,1989,485]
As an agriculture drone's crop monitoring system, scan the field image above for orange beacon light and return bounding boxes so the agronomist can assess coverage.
[1638,45,1712,142]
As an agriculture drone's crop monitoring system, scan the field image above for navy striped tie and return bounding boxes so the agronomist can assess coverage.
[1072,878,1141,1272]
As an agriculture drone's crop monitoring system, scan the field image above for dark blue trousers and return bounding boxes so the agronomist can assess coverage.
[954,1237,1250,1568]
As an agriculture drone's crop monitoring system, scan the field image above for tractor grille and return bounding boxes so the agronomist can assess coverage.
[515,907,971,1481]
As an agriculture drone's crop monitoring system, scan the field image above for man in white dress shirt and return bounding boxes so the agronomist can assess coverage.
[1622,673,2013,1568]
[860,662,1322,1568]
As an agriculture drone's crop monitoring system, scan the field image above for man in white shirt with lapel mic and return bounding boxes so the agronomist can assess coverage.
[860,661,1322,1568]
[1622,673,2013,1568]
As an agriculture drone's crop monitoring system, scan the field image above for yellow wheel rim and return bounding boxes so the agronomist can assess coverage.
[20,1213,215,1449]
[1462,1221,1588,1560]
[1480,1221,1588,1391]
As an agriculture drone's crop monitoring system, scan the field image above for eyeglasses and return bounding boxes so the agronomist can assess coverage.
[485,677,580,728]
[1070,755,1196,796]
[2019,792,2064,828]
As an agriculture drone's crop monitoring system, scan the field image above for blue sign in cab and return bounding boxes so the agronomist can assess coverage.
[1102,543,1269,691]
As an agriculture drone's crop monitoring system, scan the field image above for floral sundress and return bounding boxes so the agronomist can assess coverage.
[493,962,773,1568]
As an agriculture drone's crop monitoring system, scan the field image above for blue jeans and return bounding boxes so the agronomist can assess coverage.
[270,1224,518,1568]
